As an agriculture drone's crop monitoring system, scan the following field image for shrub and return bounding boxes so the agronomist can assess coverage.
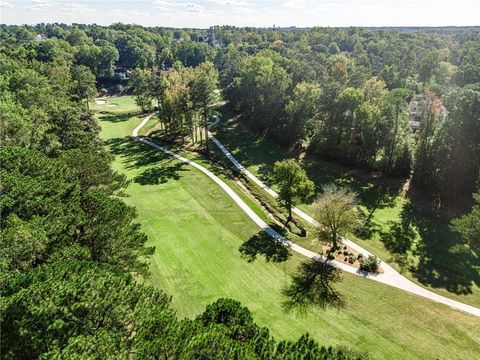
[348,254,356,264]
[359,255,381,272]
[343,250,349,256]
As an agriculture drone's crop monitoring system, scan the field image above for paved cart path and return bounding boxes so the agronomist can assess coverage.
[132,113,480,318]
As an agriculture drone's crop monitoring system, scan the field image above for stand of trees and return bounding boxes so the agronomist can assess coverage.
[451,190,480,255]
[412,88,480,206]
[3,23,477,205]
[0,26,371,359]
[129,61,220,149]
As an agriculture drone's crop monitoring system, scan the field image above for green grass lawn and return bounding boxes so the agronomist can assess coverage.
[212,106,480,308]
[96,96,480,360]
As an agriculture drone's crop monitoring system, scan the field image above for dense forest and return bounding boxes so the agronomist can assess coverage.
[1,23,479,358]
[2,24,479,206]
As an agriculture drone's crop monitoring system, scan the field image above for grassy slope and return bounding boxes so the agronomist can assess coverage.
[212,109,480,308]
[96,97,480,360]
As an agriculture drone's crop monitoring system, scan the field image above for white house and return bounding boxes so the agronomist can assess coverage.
[114,67,131,80]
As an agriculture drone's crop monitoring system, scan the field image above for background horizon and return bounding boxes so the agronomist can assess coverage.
[1,0,479,28]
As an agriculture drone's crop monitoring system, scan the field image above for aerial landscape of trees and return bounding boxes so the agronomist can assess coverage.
[1,22,479,358]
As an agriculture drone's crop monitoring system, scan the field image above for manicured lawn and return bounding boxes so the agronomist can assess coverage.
[212,106,480,308]
[91,95,139,113]
[96,97,480,360]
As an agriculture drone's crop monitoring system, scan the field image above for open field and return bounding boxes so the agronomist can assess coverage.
[211,106,480,308]
[96,97,480,360]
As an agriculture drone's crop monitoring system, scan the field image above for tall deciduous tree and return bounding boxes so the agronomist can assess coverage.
[380,64,400,90]
[72,65,96,110]
[412,90,444,199]
[284,82,321,146]
[129,68,153,112]
[382,88,411,174]
[96,41,120,78]
[314,184,360,249]
[149,71,167,112]
[234,52,291,133]
[273,160,314,222]
[438,88,480,204]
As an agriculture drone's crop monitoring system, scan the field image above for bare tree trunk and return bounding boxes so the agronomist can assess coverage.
[204,107,209,154]
[332,230,337,250]
[387,103,399,172]
[205,119,209,153]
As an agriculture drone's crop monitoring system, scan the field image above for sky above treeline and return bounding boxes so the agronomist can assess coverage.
[1,0,479,28]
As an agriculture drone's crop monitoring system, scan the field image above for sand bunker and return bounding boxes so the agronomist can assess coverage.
[107,103,118,107]
[95,99,106,105]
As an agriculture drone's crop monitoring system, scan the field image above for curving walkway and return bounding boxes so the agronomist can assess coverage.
[133,113,480,318]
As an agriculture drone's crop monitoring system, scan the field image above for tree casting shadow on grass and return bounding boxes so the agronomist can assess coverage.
[134,162,187,185]
[411,206,480,296]
[382,201,480,295]
[105,136,190,185]
[216,104,404,230]
[239,232,291,263]
[282,259,344,314]
[216,106,288,184]
[99,111,142,123]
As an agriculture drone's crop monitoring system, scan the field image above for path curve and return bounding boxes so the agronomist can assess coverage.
[207,116,480,318]
[133,113,480,318]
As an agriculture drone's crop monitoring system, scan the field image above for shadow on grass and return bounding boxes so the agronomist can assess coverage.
[381,201,480,295]
[213,105,480,297]
[134,163,186,185]
[407,203,480,296]
[239,231,291,263]
[380,218,416,254]
[302,156,403,217]
[216,104,404,226]
[105,136,190,185]
[100,111,143,123]
[216,105,288,184]
[282,259,344,314]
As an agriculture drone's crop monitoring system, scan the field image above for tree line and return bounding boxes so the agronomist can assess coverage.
[228,49,479,207]
[5,23,469,206]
